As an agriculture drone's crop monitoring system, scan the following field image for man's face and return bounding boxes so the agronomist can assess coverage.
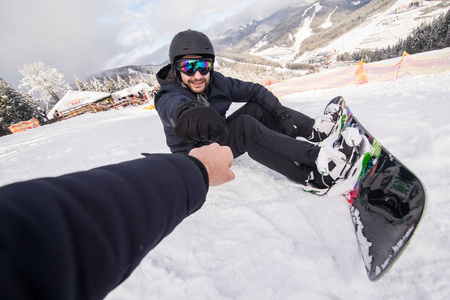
[179,55,211,94]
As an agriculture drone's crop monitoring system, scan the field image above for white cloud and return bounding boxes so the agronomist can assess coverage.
[0,0,310,89]
[0,0,127,87]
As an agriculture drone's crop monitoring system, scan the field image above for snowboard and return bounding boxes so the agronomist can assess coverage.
[315,97,426,281]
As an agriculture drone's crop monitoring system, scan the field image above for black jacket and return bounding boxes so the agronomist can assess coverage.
[155,64,282,153]
[0,154,208,300]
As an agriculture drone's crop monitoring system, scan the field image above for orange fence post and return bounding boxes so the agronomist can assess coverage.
[396,51,409,80]
[355,59,368,84]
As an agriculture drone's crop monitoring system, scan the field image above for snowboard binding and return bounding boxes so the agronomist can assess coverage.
[310,96,347,142]
[304,125,374,197]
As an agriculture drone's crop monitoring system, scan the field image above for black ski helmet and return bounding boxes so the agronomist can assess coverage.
[169,30,215,65]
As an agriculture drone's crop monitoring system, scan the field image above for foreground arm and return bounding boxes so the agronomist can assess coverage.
[0,146,233,300]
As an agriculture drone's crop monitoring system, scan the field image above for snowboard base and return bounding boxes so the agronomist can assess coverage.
[345,111,426,281]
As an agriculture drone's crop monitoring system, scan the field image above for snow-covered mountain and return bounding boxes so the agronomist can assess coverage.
[213,0,373,53]
[214,0,450,65]
[88,63,163,82]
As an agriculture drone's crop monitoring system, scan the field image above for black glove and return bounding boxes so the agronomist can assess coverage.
[273,107,297,138]
[174,105,227,143]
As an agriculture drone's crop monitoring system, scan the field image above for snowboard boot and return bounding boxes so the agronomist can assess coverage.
[309,127,363,189]
[309,97,347,142]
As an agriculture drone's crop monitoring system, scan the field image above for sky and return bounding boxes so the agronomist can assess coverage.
[0,0,308,89]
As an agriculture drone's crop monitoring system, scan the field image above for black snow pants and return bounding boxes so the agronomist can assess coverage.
[222,102,320,185]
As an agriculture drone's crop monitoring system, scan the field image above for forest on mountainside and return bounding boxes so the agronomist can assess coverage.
[338,7,450,62]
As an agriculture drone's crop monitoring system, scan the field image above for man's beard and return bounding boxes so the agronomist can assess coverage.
[189,78,205,84]
[188,77,209,93]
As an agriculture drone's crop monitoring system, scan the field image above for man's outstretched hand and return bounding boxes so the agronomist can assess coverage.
[189,143,235,186]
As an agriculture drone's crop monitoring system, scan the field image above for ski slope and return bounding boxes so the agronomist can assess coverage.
[1,64,449,299]
[251,0,450,64]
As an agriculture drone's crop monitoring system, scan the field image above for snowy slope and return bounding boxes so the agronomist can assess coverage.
[249,2,324,64]
[1,61,450,299]
[251,0,450,64]
[317,0,449,54]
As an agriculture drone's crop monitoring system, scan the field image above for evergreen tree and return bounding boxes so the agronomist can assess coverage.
[128,75,139,86]
[403,35,414,55]
[19,91,48,123]
[446,23,450,47]
[430,14,444,49]
[341,10,450,63]
[143,73,158,87]
[116,75,128,90]
[89,77,106,92]
[75,77,91,91]
[0,77,42,136]
[103,77,118,93]
[445,10,450,47]
[412,23,427,53]
[0,92,12,136]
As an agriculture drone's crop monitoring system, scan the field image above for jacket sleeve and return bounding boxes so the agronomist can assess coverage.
[0,154,208,300]
[156,89,197,128]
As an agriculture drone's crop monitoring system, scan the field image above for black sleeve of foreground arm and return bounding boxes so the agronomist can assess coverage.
[0,154,208,300]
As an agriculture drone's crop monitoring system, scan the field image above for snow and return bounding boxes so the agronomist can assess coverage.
[252,2,324,64]
[1,62,450,299]
[317,0,446,55]
[250,0,450,64]
[351,207,373,271]
[320,6,337,29]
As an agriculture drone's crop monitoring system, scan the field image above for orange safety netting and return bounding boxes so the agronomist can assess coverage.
[8,117,41,133]
[268,51,450,98]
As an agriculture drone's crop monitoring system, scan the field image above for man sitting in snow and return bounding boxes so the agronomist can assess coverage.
[155,29,359,190]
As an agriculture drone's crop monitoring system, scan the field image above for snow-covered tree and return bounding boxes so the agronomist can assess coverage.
[19,91,48,122]
[18,61,71,111]
[89,77,106,92]
[146,73,158,87]
[75,77,91,91]
[116,75,128,90]
[0,92,12,136]
[446,23,450,47]
[103,77,118,93]
[132,72,158,87]
[0,76,45,136]
[128,75,139,86]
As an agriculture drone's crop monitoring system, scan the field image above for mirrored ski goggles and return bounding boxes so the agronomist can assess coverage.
[175,58,213,76]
